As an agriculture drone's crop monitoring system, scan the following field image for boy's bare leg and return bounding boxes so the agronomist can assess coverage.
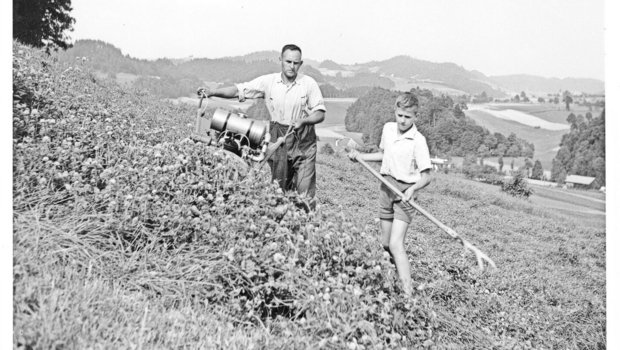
[380,219,395,264]
[388,219,413,295]
[380,219,392,248]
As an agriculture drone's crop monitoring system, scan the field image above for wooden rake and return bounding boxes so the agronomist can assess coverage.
[354,156,497,271]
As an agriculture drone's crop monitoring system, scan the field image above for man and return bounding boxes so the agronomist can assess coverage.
[199,44,326,209]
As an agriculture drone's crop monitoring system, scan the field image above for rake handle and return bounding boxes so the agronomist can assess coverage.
[356,158,496,270]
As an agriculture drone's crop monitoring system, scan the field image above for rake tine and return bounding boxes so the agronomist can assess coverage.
[462,239,497,271]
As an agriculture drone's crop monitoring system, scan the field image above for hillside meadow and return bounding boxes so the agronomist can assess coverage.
[13,43,605,349]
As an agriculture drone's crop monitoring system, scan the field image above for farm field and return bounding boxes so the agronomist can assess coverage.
[389,76,468,96]
[464,109,566,170]
[13,43,606,349]
[484,103,601,125]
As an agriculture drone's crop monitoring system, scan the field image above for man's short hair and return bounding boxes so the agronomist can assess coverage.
[281,44,302,56]
[395,92,419,110]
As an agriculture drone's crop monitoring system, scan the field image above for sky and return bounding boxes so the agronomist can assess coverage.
[68,0,605,80]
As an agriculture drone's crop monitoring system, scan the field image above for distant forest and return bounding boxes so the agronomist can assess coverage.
[345,87,535,159]
[551,110,605,185]
[55,40,394,98]
[55,40,604,102]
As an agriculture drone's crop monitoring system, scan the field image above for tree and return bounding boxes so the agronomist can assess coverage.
[531,160,544,180]
[477,145,489,165]
[567,113,577,129]
[562,90,573,111]
[13,0,76,52]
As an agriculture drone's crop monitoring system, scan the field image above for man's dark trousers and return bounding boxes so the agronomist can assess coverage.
[268,122,317,209]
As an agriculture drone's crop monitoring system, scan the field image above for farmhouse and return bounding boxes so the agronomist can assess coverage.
[564,174,598,189]
[430,157,449,171]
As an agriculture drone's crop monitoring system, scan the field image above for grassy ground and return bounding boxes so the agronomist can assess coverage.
[490,103,602,125]
[317,155,605,349]
[13,42,605,349]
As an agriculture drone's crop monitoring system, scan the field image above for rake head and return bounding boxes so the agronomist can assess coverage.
[461,238,497,271]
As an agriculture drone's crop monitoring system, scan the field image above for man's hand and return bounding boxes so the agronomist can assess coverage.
[403,185,417,202]
[293,119,306,130]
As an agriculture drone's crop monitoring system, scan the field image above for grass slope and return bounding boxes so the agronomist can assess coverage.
[13,42,605,349]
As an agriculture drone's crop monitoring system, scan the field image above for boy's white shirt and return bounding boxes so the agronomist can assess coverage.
[379,122,432,184]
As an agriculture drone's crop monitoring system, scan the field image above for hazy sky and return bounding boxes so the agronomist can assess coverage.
[69,0,605,80]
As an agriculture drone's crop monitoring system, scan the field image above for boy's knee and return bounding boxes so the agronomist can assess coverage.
[388,240,405,254]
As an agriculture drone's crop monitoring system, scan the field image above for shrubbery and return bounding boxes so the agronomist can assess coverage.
[13,42,605,350]
[13,42,437,349]
[501,171,533,198]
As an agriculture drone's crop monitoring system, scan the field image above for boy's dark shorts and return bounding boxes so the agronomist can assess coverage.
[379,175,416,224]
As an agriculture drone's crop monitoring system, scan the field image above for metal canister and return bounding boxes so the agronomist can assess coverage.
[211,108,266,148]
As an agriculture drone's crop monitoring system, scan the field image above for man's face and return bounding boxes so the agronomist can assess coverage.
[394,107,418,132]
[280,49,303,80]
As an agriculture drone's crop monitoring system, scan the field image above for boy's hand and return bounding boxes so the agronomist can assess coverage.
[348,150,360,162]
[404,186,417,202]
[197,87,211,98]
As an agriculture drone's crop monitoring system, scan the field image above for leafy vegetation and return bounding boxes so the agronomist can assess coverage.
[551,110,605,185]
[13,0,75,51]
[13,42,605,349]
[344,87,535,159]
[501,172,534,198]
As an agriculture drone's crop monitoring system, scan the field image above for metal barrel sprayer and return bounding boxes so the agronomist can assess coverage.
[191,94,271,164]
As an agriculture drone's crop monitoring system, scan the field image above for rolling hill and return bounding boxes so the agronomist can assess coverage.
[56,40,604,99]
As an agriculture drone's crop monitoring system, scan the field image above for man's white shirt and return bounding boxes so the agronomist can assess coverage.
[236,73,326,125]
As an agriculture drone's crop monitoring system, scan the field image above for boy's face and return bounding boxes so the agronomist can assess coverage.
[394,107,418,132]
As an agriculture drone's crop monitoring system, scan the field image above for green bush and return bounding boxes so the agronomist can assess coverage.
[319,142,335,155]
[501,171,533,198]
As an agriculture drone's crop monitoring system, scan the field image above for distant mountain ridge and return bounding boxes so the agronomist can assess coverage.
[488,74,604,95]
[58,40,604,98]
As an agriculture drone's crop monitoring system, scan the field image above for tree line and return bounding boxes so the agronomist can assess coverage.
[551,110,605,185]
[344,88,534,159]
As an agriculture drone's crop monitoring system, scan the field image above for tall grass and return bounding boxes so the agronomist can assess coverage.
[13,42,605,349]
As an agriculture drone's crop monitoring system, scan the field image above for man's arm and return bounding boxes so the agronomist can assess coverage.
[294,110,325,130]
[198,86,239,99]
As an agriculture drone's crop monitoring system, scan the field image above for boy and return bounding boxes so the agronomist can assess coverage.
[348,92,432,295]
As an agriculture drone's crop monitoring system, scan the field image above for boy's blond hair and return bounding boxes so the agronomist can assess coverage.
[394,92,419,112]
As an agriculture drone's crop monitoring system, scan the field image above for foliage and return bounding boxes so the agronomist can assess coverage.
[14,42,438,350]
[319,143,335,155]
[461,155,504,185]
[362,55,506,97]
[501,172,533,198]
[531,160,544,180]
[344,87,535,158]
[13,42,606,350]
[13,0,75,52]
[319,84,374,98]
[551,109,605,185]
